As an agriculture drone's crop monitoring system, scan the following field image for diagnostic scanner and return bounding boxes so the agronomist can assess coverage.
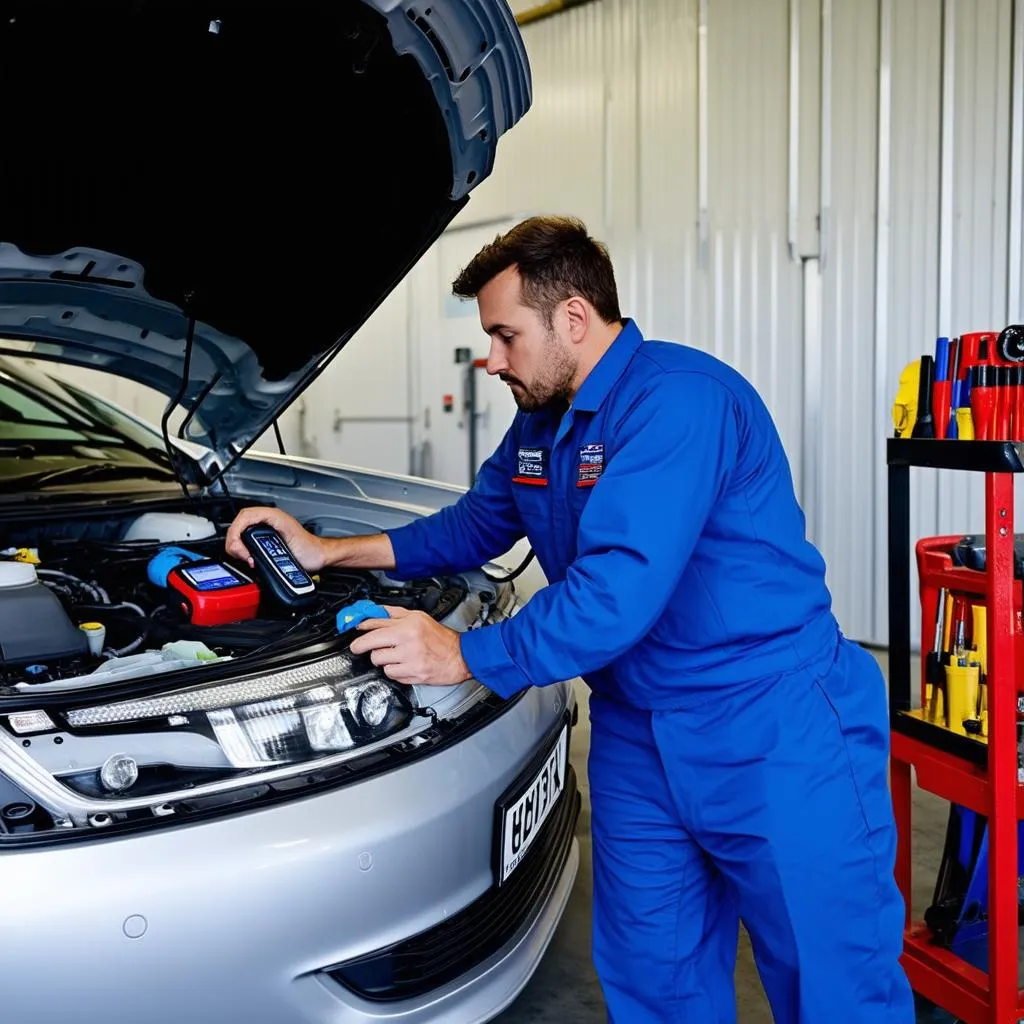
[241,524,317,609]
[167,559,261,627]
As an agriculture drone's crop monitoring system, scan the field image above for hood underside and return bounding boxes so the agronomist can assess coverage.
[0,0,472,465]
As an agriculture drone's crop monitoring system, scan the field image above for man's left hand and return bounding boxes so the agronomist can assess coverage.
[349,606,473,686]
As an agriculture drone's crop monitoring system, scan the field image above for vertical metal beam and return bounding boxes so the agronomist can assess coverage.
[938,0,956,335]
[819,0,832,273]
[406,282,416,476]
[634,0,642,236]
[802,257,823,541]
[1009,0,1024,320]
[788,0,801,262]
[698,0,709,269]
[874,0,892,641]
[987,471,1018,1024]
[602,0,613,231]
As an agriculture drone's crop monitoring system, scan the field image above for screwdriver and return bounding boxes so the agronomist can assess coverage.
[912,355,937,438]
[955,372,975,439]
[932,337,953,439]
[948,659,981,736]
[925,588,947,717]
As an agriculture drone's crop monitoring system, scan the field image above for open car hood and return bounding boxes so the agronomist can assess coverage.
[0,0,529,470]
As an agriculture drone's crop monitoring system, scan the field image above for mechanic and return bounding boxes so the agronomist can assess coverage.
[226,215,914,1024]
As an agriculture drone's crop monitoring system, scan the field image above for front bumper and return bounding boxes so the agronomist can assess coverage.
[0,684,578,1024]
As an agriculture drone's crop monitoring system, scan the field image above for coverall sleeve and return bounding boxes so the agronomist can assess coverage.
[385,424,527,579]
[459,372,740,697]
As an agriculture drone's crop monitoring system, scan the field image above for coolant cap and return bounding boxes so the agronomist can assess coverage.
[79,622,106,657]
[336,600,390,633]
[0,561,38,588]
[147,546,203,588]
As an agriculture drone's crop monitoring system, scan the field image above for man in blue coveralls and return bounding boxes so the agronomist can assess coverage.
[226,216,914,1022]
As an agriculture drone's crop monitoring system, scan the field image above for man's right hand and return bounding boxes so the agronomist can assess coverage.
[225,506,327,573]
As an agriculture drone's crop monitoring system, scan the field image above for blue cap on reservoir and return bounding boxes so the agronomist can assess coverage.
[148,547,203,588]
[336,599,390,633]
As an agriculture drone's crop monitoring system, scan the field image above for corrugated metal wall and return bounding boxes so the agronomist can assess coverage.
[40,0,1024,648]
[248,0,1024,646]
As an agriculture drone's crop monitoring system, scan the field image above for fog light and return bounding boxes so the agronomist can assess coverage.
[358,682,393,728]
[100,753,139,792]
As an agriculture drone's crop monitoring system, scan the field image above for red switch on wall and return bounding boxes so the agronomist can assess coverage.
[442,394,454,413]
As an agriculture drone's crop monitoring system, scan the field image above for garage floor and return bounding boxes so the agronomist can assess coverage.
[495,650,959,1023]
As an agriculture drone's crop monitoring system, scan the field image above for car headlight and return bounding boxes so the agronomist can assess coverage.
[207,677,406,768]
[0,654,428,828]
[62,654,414,772]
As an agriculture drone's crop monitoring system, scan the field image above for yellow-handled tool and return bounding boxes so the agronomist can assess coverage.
[946,660,982,735]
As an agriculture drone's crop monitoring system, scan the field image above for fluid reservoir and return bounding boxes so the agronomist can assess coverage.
[0,562,90,666]
[123,512,216,544]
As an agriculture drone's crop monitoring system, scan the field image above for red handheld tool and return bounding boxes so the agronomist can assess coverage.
[957,332,996,382]
[1014,367,1024,441]
[971,365,998,440]
[995,367,1013,440]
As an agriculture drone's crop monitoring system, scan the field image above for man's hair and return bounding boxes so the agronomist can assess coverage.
[451,215,621,326]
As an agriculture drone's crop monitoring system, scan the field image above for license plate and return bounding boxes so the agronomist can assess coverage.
[497,722,569,885]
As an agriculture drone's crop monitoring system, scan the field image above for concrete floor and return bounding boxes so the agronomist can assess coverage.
[496,650,958,1023]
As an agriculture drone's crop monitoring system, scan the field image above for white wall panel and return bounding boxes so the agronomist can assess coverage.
[1013,0,1024,321]
[875,0,942,644]
[818,0,879,640]
[271,279,414,475]
[932,0,1014,561]
[705,0,804,486]
[457,1,607,229]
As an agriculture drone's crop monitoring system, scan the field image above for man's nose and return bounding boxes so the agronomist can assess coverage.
[486,340,507,376]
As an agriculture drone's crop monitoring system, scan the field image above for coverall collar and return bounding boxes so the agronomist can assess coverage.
[571,318,644,413]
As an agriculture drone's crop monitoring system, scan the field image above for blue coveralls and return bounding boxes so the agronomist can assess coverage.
[385,319,914,1023]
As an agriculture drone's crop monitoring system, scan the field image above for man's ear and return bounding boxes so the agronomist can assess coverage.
[564,297,589,345]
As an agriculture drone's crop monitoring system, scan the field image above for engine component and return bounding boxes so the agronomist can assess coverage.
[123,512,216,544]
[0,562,89,665]
[14,641,226,694]
[79,622,106,656]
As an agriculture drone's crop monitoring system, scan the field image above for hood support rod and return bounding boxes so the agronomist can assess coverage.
[515,0,600,28]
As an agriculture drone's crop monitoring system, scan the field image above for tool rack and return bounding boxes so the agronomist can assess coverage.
[889,438,1023,1024]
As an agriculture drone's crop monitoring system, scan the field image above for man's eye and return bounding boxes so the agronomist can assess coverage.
[501,333,514,343]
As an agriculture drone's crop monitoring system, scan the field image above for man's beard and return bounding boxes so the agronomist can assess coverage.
[501,332,577,413]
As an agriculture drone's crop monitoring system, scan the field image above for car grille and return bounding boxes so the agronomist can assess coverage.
[328,764,581,1003]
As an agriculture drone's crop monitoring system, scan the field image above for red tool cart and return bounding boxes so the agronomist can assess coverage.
[888,437,1023,1023]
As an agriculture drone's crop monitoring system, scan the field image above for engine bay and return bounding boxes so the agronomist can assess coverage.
[0,503,478,695]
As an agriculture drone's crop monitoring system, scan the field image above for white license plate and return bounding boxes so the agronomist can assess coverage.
[498,723,569,885]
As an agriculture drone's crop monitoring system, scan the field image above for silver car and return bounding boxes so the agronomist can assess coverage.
[0,2,580,1022]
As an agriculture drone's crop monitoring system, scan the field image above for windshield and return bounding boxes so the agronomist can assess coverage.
[0,358,178,496]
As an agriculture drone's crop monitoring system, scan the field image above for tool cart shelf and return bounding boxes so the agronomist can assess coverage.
[888,438,1024,1024]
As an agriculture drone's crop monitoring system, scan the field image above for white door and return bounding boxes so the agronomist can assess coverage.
[419,220,521,488]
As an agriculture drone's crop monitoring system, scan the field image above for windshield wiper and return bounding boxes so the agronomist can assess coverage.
[0,442,37,457]
[0,463,176,495]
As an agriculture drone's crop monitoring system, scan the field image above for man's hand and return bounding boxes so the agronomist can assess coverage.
[225,506,327,573]
[349,606,473,687]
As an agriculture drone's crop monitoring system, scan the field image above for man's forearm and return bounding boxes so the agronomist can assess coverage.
[320,533,397,571]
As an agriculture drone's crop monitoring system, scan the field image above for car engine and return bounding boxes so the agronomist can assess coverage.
[0,505,481,694]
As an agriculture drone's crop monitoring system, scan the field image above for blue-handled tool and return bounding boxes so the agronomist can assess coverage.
[336,599,390,633]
